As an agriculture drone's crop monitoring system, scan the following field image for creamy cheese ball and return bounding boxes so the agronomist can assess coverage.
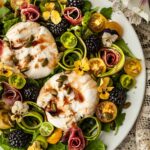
[0,22,58,79]
[37,71,99,131]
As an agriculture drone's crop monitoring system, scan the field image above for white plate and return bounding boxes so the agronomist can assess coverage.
[91,0,146,150]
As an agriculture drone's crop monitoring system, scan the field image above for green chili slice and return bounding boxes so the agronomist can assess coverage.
[78,116,101,141]
[120,74,136,89]
[8,74,26,89]
[60,32,77,49]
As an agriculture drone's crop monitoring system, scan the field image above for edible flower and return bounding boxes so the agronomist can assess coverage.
[102,31,118,47]
[74,58,90,75]
[0,63,13,77]
[97,77,114,100]
[11,101,29,122]
[28,141,43,150]
[42,2,61,24]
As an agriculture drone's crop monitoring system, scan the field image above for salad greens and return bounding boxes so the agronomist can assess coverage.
[85,139,106,150]
[100,7,113,19]
[0,0,142,150]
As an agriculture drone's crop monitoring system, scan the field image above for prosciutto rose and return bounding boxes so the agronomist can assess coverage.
[62,125,85,150]
[20,3,40,21]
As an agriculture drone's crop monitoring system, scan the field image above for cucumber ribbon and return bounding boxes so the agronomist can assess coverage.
[17,102,45,133]
[58,26,87,70]
[17,111,43,134]
[79,116,101,141]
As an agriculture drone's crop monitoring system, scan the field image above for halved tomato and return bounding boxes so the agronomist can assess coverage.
[89,58,106,76]
[124,58,142,77]
[96,101,117,123]
[105,21,123,37]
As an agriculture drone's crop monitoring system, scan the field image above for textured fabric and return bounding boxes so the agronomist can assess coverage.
[116,21,150,150]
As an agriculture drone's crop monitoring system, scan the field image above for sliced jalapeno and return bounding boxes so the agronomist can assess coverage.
[60,32,77,49]
[120,74,136,89]
[8,73,26,89]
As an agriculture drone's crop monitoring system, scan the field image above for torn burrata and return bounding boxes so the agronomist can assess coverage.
[0,22,58,79]
[37,71,98,131]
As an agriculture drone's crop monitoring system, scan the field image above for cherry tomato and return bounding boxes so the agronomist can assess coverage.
[124,58,142,77]
[88,13,107,32]
[105,21,123,37]
[96,101,117,123]
[89,58,106,76]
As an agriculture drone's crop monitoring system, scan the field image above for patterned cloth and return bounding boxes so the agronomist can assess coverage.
[116,21,150,150]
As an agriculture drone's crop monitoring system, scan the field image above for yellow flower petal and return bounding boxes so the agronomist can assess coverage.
[45,2,55,11]
[51,10,62,24]
[99,91,110,100]
[42,11,51,21]
[74,68,84,76]
[106,87,114,92]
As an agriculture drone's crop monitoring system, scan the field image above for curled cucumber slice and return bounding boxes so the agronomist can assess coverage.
[78,116,101,141]
[17,111,43,134]
[25,101,45,115]
[58,48,83,70]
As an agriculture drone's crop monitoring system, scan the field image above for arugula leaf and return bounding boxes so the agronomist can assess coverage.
[47,142,67,150]
[114,39,136,58]
[100,7,112,19]
[3,18,19,34]
[86,139,106,150]
[115,112,126,134]
[102,123,111,132]
[0,7,10,18]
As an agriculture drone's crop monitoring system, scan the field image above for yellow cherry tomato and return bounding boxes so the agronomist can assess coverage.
[105,21,123,37]
[124,58,142,77]
[96,101,117,123]
[47,128,63,144]
[89,58,106,76]
[88,13,107,32]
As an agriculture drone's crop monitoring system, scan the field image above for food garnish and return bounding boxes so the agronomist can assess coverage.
[0,0,142,150]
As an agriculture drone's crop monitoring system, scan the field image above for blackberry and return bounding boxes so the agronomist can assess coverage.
[85,35,101,57]
[109,88,127,108]
[68,0,84,9]
[8,130,31,148]
[21,80,40,101]
[48,18,70,37]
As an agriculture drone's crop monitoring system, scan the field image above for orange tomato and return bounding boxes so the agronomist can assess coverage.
[105,21,123,37]
[124,58,142,77]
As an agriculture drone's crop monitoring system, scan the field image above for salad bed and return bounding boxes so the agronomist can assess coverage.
[0,0,142,150]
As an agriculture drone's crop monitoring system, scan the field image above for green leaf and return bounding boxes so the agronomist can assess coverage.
[114,39,136,58]
[3,18,19,34]
[47,142,67,150]
[86,139,106,150]
[0,7,10,18]
[82,0,92,13]
[115,112,126,134]
[100,7,112,19]
[102,123,111,132]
